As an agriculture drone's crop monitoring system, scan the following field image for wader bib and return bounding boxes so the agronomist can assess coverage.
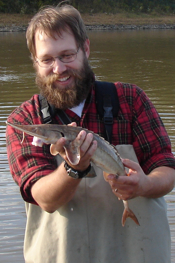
[24,145,171,263]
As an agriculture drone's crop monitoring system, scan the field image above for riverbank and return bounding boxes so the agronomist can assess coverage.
[0,12,175,32]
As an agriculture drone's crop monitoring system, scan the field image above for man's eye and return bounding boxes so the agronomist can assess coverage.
[42,58,53,64]
[62,54,74,59]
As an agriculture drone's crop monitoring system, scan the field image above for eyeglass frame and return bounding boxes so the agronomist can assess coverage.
[35,46,80,68]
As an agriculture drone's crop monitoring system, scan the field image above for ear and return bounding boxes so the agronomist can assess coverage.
[84,39,90,58]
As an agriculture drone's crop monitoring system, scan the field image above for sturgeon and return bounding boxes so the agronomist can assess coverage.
[6,121,140,226]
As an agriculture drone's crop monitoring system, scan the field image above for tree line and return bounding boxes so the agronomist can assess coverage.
[0,0,175,14]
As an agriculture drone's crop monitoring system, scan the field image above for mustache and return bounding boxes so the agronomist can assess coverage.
[42,68,83,87]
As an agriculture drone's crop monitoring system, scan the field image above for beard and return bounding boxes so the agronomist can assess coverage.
[36,57,94,110]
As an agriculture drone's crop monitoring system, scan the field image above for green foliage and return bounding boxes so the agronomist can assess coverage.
[0,0,5,12]
[0,0,175,13]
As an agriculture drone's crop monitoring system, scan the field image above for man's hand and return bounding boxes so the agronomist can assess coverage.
[104,159,175,200]
[50,122,97,171]
[104,159,149,200]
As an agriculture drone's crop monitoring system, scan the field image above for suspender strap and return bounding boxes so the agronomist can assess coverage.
[103,95,113,143]
[39,94,71,125]
[39,94,52,124]
[95,81,119,143]
[56,109,71,125]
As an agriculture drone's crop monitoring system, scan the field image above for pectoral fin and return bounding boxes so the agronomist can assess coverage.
[63,140,81,165]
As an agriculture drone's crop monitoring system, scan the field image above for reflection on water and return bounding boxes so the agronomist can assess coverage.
[0,30,175,262]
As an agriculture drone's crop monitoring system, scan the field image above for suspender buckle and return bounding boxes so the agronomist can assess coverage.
[41,106,52,123]
[103,106,113,125]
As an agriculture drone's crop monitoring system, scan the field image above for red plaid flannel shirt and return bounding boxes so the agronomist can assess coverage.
[6,82,175,204]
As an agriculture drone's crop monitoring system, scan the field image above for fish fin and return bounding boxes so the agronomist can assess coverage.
[21,132,25,144]
[122,203,140,227]
[64,141,80,165]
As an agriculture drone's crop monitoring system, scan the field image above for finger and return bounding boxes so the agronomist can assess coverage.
[75,130,87,149]
[85,140,97,157]
[112,188,125,200]
[103,173,118,182]
[78,140,97,170]
[68,122,77,127]
[80,133,94,156]
[104,174,119,189]
[103,174,132,199]
[122,159,140,172]
[106,173,135,190]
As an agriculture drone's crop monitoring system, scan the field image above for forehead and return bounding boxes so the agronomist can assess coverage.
[35,29,77,57]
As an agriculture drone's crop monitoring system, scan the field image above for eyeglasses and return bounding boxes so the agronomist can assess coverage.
[35,47,80,68]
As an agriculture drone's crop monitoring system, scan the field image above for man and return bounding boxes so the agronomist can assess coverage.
[6,3,175,263]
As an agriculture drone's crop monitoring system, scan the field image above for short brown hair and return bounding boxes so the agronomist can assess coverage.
[26,4,88,60]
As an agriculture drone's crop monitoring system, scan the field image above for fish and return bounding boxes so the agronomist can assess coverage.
[6,121,140,227]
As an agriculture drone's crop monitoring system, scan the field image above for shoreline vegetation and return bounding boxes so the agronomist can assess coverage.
[0,12,175,32]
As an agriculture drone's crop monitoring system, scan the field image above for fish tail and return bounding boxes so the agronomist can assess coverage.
[122,201,140,227]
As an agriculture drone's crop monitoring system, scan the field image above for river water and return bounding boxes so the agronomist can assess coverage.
[0,29,175,262]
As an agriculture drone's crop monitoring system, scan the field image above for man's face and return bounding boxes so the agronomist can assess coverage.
[34,29,94,109]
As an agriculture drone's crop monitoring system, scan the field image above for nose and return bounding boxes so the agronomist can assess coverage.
[52,58,67,74]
